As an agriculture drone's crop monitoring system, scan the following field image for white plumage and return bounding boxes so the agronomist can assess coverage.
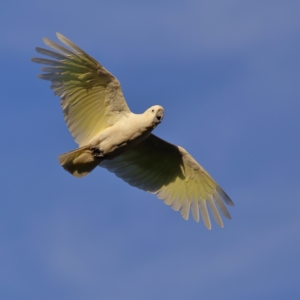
[32,33,234,229]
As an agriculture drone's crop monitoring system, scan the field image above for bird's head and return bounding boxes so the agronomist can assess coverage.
[146,105,164,128]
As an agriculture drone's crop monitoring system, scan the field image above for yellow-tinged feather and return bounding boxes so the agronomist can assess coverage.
[191,200,200,222]
[100,134,233,228]
[32,33,234,229]
[32,33,130,146]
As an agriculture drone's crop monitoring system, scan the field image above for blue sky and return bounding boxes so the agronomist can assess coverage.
[1,1,300,299]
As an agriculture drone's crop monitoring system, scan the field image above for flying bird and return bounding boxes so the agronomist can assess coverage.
[31,33,234,229]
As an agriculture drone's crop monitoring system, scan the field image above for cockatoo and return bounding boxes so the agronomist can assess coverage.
[31,33,234,229]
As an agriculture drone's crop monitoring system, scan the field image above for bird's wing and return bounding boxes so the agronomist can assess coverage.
[100,134,234,229]
[31,33,130,146]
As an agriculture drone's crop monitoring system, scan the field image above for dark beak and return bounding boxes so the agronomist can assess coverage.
[156,111,164,123]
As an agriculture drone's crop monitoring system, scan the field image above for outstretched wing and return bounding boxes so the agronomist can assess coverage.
[31,33,130,146]
[100,134,234,229]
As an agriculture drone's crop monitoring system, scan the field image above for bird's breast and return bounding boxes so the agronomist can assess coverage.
[89,117,154,158]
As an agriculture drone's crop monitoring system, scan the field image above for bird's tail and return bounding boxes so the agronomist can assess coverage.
[58,145,101,178]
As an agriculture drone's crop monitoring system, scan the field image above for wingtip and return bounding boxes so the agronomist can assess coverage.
[181,214,189,221]
[180,203,191,221]
[56,32,71,45]
[56,32,70,45]
[42,37,50,44]
[216,186,234,206]
[217,220,224,228]
[56,32,63,39]
[205,224,212,230]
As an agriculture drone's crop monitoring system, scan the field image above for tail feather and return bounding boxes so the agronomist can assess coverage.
[58,146,100,178]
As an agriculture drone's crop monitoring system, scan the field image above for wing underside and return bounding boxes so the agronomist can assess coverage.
[100,134,234,229]
[32,33,130,146]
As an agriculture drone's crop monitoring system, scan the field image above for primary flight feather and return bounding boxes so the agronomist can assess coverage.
[32,33,234,229]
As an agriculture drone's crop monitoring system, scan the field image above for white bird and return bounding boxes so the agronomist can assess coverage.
[32,33,234,229]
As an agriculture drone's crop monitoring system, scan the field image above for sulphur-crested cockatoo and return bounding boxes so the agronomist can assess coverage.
[32,33,234,229]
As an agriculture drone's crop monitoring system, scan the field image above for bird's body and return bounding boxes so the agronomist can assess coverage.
[89,106,164,157]
[32,33,234,229]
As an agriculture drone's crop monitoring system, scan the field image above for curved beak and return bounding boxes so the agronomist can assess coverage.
[156,110,164,123]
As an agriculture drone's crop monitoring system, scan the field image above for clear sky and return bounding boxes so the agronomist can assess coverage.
[1,1,300,299]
